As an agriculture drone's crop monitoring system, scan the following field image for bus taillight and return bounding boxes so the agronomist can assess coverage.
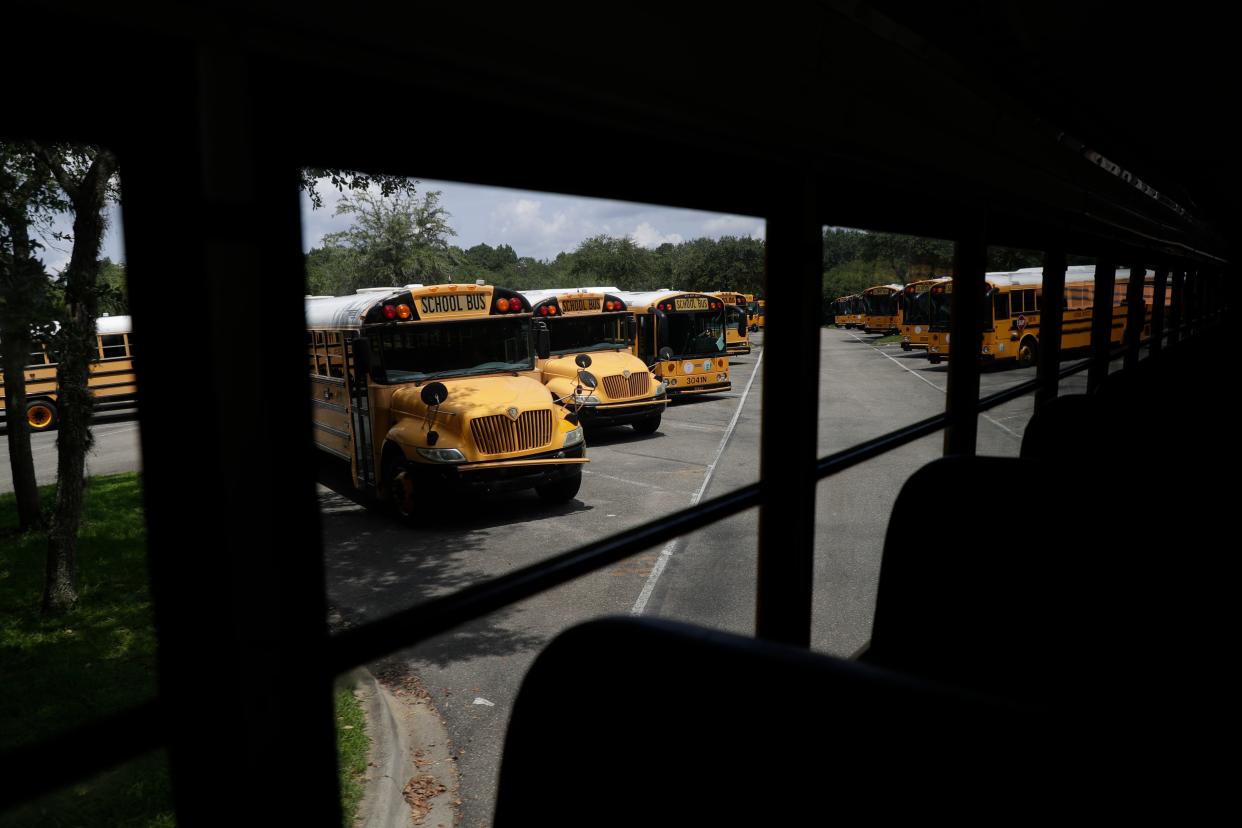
[382,304,397,320]
[397,304,412,320]
[497,298,511,312]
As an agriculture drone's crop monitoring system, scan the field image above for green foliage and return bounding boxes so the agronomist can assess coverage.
[317,188,459,291]
[97,258,128,316]
[335,685,369,827]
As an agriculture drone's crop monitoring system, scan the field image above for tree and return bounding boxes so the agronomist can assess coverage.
[569,235,648,289]
[1,142,67,531]
[319,188,458,289]
[31,143,119,614]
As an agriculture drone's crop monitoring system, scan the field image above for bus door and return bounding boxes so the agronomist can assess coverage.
[345,335,376,490]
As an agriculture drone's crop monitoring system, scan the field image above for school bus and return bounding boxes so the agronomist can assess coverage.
[898,278,949,350]
[836,294,865,328]
[861,284,903,334]
[519,288,669,434]
[305,283,589,517]
[924,266,1156,366]
[708,291,752,355]
[614,290,731,397]
[747,298,766,331]
[0,314,138,431]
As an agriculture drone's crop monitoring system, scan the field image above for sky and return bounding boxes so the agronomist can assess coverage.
[39,176,765,272]
[299,176,765,261]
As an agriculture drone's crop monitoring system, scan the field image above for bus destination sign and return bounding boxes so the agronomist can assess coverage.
[418,291,490,317]
[560,297,602,313]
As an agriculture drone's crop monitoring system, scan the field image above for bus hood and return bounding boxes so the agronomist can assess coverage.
[390,375,555,422]
[540,351,646,382]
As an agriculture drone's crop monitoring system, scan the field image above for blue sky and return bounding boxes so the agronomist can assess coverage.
[42,176,765,272]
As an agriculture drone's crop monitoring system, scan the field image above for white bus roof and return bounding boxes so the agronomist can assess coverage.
[518,287,619,305]
[96,315,133,335]
[305,290,404,329]
[612,289,711,307]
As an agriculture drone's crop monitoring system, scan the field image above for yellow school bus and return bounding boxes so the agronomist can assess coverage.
[898,278,948,350]
[747,297,765,331]
[861,284,903,334]
[708,291,752,355]
[837,294,865,328]
[519,288,669,434]
[924,266,1153,366]
[614,290,732,397]
[0,315,138,431]
[305,283,588,517]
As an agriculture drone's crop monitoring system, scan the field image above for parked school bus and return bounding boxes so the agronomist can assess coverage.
[747,297,765,330]
[924,266,1159,366]
[519,288,669,434]
[0,315,137,431]
[899,278,948,350]
[708,291,752,355]
[305,283,588,517]
[614,290,732,397]
[862,284,903,334]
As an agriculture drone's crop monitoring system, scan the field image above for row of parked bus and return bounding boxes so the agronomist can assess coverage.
[303,284,759,517]
[830,265,1167,367]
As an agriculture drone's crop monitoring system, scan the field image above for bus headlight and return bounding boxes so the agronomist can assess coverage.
[573,394,600,405]
[563,426,584,448]
[416,447,466,463]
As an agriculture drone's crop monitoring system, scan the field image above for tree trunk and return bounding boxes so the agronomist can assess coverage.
[41,148,116,615]
[3,324,43,529]
[2,218,47,531]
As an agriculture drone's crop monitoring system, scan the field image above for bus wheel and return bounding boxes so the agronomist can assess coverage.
[632,413,662,435]
[1018,337,1038,368]
[383,455,418,521]
[27,400,58,431]
[536,470,582,504]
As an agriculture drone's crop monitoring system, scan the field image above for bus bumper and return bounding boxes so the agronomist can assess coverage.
[666,380,731,397]
[413,445,587,495]
[578,397,669,428]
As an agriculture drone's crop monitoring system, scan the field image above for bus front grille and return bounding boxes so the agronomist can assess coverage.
[470,410,554,455]
[601,373,650,400]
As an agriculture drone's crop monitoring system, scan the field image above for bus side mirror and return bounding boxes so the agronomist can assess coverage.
[658,346,674,361]
[535,321,551,360]
[575,353,592,369]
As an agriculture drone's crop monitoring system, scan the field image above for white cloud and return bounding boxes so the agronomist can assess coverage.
[629,221,684,248]
[701,215,766,239]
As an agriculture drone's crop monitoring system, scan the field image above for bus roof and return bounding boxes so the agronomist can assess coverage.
[612,289,714,309]
[305,290,403,329]
[96,315,133,335]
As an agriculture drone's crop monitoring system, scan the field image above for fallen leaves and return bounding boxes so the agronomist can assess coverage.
[403,774,447,825]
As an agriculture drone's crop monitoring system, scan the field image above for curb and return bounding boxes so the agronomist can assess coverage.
[351,668,458,828]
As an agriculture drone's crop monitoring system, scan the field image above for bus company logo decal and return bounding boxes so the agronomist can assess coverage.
[506,407,520,420]
[419,293,488,316]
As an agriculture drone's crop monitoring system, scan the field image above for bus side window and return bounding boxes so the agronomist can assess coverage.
[28,345,49,365]
[101,334,127,359]
[326,333,345,378]
[994,292,1010,320]
[310,331,325,376]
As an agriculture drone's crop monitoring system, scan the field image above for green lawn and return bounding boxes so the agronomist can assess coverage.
[1,473,370,827]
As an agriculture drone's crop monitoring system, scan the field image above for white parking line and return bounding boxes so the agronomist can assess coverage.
[631,347,764,615]
[847,333,1022,442]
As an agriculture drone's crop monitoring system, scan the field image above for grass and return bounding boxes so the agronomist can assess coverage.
[335,683,369,827]
[1,473,372,827]
[872,333,903,344]
[0,472,173,827]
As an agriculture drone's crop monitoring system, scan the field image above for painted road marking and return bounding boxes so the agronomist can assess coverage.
[631,347,764,615]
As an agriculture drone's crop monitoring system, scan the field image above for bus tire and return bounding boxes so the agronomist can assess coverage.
[382,450,418,522]
[1018,337,1038,368]
[632,413,662,435]
[536,470,582,504]
[26,399,58,431]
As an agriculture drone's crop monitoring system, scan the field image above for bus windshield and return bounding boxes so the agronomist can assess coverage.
[667,311,725,357]
[377,317,533,381]
[865,294,898,315]
[905,291,933,325]
[548,315,629,355]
